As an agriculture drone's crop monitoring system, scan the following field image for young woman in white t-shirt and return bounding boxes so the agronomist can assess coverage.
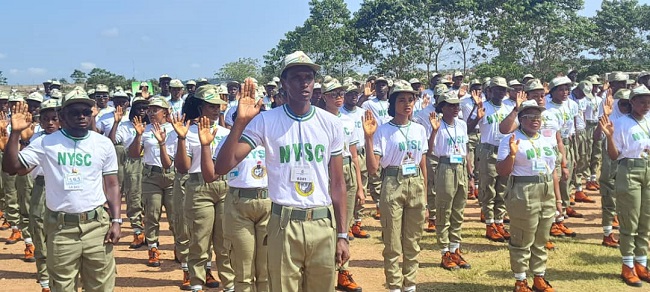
[363,80,427,292]
[496,101,560,292]
[600,85,650,287]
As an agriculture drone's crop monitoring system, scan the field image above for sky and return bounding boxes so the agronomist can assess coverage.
[0,0,646,85]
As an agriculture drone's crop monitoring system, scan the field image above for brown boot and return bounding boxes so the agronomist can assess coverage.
[373,208,381,220]
[556,221,576,237]
[6,228,22,244]
[147,247,161,267]
[613,216,620,230]
[351,221,370,238]
[425,219,436,233]
[451,249,471,269]
[24,243,35,262]
[467,186,477,200]
[574,191,595,203]
[549,223,565,237]
[586,181,598,191]
[181,270,191,290]
[129,233,145,249]
[635,263,650,283]
[205,269,220,288]
[480,211,485,223]
[42,288,51,292]
[336,270,362,292]
[514,279,533,292]
[532,275,555,292]
[544,241,555,251]
[485,224,505,242]
[565,207,583,218]
[0,218,9,231]
[621,264,643,287]
[602,233,619,248]
[440,251,459,270]
[570,195,575,206]
[347,230,355,241]
[495,223,511,240]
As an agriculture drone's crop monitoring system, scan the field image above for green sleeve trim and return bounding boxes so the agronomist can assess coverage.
[240,134,257,149]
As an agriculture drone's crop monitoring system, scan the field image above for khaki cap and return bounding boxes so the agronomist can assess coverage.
[470,79,482,86]
[586,76,601,85]
[323,79,345,94]
[345,84,360,93]
[490,77,508,89]
[442,75,453,84]
[8,94,24,102]
[194,85,227,105]
[131,96,149,105]
[186,80,196,86]
[198,78,209,83]
[434,84,448,96]
[313,83,322,90]
[577,81,594,99]
[508,80,522,87]
[148,96,171,109]
[518,100,545,117]
[615,88,631,100]
[50,80,61,86]
[112,91,129,99]
[114,86,124,92]
[0,92,8,100]
[281,51,321,76]
[409,78,421,84]
[631,85,650,99]
[27,92,44,103]
[523,74,534,80]
[170,79,184,88]
[266,81,277,87]
[272,77,280,83]
[524,79,545,92]
[40,99,60,111]
[608,72,629,82]
[438,91,461,104]
[159,74,172,81]
[62,89,95,109]
[139,82,149,88]
[95,84,109,93]
[227,81,240,88]
[549,76,572,90]
[43,80,52,85]
[452,71,464,78]
[389,80,418,97]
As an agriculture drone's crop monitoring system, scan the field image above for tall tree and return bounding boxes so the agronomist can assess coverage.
[0,71,6,85]
[215,58,261,82]
[70,69,87,84]
[86,68,128,89]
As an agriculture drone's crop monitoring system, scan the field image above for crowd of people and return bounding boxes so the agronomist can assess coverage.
[0,50,649,292]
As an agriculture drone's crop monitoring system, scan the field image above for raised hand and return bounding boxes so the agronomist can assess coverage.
[362,110,377,137]
[422,94,431,108]
[169,113,190,139]
[476,103,486,120]
[543,82,550,95]
[429,112,440,132]
[602,81,610,91]
[132,116,146,136]
[91,106,98,118]
[0,127,8,151]
[363,81,374,97]
[508,134,520,156]
[0,111,8,130]
[236,77,263,125]
[10,102,31,132]
[198,116,218,146]
[114,106,124,123]
[471,90,481,105]
[152,122,167,144]
[20,123,36,141]
[603,92,614,117]
[458,85,468,98]
[516,90,526,108]
[599,115,614,137]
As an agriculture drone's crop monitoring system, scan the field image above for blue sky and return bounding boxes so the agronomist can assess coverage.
[0,0,646,85]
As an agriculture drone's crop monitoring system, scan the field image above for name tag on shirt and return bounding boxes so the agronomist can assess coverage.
[64,173,83,191]
[228,169,239,179]
[291,165,313,183]
[541,129,553,138]
[532,159,547,173]
[450,154,463,164]
[402,163,417,175]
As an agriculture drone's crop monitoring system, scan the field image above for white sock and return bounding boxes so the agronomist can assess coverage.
[441,247,449,255]
[148,242,157,249]
[495,219,503,224]
[404,286,416,292]
[181,262,188,271]
[450,242,460,253]
[11,226,18,230]
[535,272,545,277]
[590,175,596,181]
[577,186,583,192]
[191,285,203,292]
[514,272,526,281]
[354,219,361,223]
[389,289,401,292]
[556,216,565,223]
[24,237,32,245]
[39,281,49,288]
[206,262,212,270]
[603,226,612,236]
[134,228,142,234]
[635,256,648,267]
[623,256,634,268]
[485,219,494,225]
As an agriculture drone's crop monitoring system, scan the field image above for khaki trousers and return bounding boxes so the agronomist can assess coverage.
[2,171,18,225]
[379,170,426,290]
[29,176,47,283]
[560,138,575,209]
[477,144,507,221]
[172,173,190,264]
[615,159,650,257]
[426,154,438,219]
[124,157,143,230]
[599,139,618,226]
[587,122,602,177]
[355,152,367,219]
[224,188,271,292]
[435,159,468,248]
[141,168,175,244]
[185,175,234,288]
[45,207,115,292]
[572,130,588,188]
[505,177,555,275]
[17,174,33,237]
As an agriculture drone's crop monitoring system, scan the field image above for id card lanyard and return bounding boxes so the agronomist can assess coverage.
[397,122,412,162]
[519,129,549,173]
[443,118,459,154]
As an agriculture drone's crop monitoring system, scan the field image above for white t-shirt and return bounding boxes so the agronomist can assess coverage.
[479,100,515,145]
[95,106,115,122]
[570,94,587,131]
[372,121,428,168]
[168,98,184,115]
[216,142,268,189]
[540,110,563,147]
[115,121,138,147]
[340,106,365,149]
[413,98,425,116]
[96,108,130,136]
[19,130,118,213]
[262,96,273,110]
[433,118,468,157]
[545,100,578,138]
[497,130,557,176]
[460,95,483,129]
[28,131,46,178]
[412,104,437,137]
[186,123,230,174]
[226,100,238,116]
[241,104,343,208]
[339,113,359,158]
[612,115,650,159]
[361,98,391,126]
[225,106,237,127]
[584,95,602,122]
[141,123,176,167]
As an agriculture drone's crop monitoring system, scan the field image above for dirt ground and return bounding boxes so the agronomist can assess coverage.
[0,188,641,292]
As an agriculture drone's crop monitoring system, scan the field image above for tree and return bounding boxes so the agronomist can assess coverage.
[70,69,87,84]
[86,68,128,90]
[215,58,261,83]
[59,78,69,84]
[409,0,452,79]
[0,71,6,85]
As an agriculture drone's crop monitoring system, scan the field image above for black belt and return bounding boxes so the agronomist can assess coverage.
[189,172,225,182]
[144,164,172,174]
[357,147,365,156]
[271,203,331,221]
[480,143,499,154]
[586,121,599,125]
[512,175,552,183]
[619,158,650,167]
[35,175,45,184]
[50,206,102,224]
[232,187,268,199]
[383,166,420,177]
[438,156,465,165]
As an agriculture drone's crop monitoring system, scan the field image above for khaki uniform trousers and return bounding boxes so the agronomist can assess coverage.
[615,158,650,257]
[45,206,115,292]
[342,157,358,271]
[2,171,19,225]
[435,158,468,248]
[185,174,234,288]
[124,156,144,230]
[560,137,575,209]
[587,122,603,177]
[572,129,589,188]
[379,167,425,290]
[172,172,190,264]
[467,131,480,182]
[17,174,34,237]
[599,139,617,226]
[477,143,507,221]
[141,166,175,244]
[426,154,438,220]
[115,144,126,192]
[224,187,271,292]
[505,176,555,275]
[29,176,47,283]
[267,204,336,292]
[355,150,367,219]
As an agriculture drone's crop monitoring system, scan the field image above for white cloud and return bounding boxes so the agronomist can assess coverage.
[27,67,47,75]
[190,63,200,68]
[80,62,96,70]
[101,27,119,38]
[0,53,6,59]
[141,36,151,42]
[9,69,19,75]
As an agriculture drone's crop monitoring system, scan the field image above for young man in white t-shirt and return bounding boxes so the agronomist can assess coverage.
[212,51,349,292]
[3,90,121,292]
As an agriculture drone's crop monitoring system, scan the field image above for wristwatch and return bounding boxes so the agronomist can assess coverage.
[110,218,123,225]
[337,232,349,242]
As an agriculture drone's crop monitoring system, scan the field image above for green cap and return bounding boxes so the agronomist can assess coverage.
[508,80,522,87]
[186,80,196,86]
[631,85,650,99]
[389,80,418,97]
[586,76,601,85]
[577,81,594,99]
[434,84,448,96]
[40,99,60,111]
[95,84,109,93]
[195,85,227,105]
[27,92,44,103]
[8,94,25,102]
[131,96,149,105]
[148,96,171,109]
[409,78,421,84]
[112,91,129,99]
[437,92,461,104]
[615,89,631,100]
[608,72,629,82]
[470,79,482,86]
[170,79,184,88]
[518,100,545,117]
[452,71,463,78]
[490,77,508,89]
[281,51,321,76]
[549,76,572,90]
[159,74,171,81]
[323,78,345,94]
[524,79,545,92]
[62,88,95,109]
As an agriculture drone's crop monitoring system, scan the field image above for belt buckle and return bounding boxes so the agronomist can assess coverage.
[79,212,88,222]
[305,209,313,221]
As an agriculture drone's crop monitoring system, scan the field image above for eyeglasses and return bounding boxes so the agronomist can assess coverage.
[68,108,93,117]
[328,91,346,98]
[520,114,542,121]
[95,94,109,99]
[147,107,163,113]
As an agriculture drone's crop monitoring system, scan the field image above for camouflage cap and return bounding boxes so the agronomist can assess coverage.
[8,94,24,102]
[452,71,464,78]
[40,99,60,111]
[524,79,545,92]
[266,81,277,87]
[549,76,572,90]
[112,91,129,99]
[518,100,545,117]
[131,96,149,105]
[0,92,8,100]
[434,84,448,96]
[577,81,594,99]
[148,96,171,109]
[389,80,418,97]
[586,76,601,85]
[490,77,508,89]
[323,78,345,94]
[195,85,227,105]
[95,84,109,93]
[27,92,44,103]
[508,80,522,87]
[631,85,650,99]
[281,51,321,76]
[470,79,482,86]
[139,82,149,88]
[186,80,197,86]
[170,79,184,88]
[62,88,95,109]
[627,79,636,85]
[409,78,421,84]
[608,72,629,82]
[159,74,172,81]
[345,84,360,93]
[522,74,534,80]
[614,89,631,100]
[437,91,461,105]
